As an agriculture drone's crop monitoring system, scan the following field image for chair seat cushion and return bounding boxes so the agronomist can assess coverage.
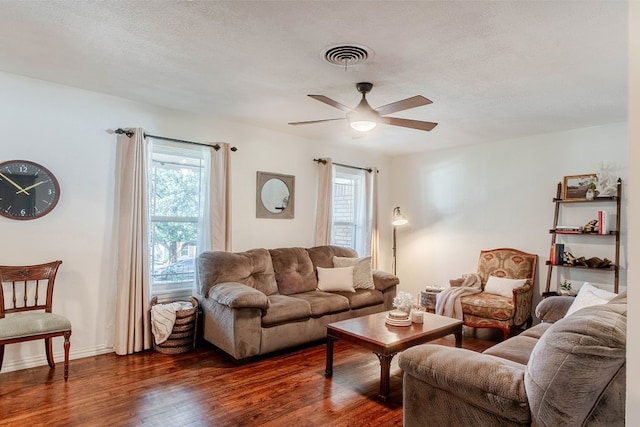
[0,312,71,340]
[460,292,515,321]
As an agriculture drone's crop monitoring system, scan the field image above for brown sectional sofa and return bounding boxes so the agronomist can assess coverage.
[197,245,399,360]
[399,294,626,426]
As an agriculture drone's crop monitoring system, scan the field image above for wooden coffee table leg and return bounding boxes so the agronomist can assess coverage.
[455,325,463,348]
[325,335,335,377]
[375,352,395,402]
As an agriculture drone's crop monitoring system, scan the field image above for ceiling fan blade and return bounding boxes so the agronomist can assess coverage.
[379,116,438,131]
[375,95,433,116]
[308,95,352,112]
[288,118,346,126]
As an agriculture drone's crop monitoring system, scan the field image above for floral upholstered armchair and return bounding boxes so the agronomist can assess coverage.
[459,248,538,339]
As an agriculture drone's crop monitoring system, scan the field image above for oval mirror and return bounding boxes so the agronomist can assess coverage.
[261,178,290,213]
[256,171,295,219]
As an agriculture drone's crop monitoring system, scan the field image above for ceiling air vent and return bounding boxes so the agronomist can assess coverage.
[323,44,371,69]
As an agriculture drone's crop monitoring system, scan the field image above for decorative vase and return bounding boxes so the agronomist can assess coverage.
[586,188,595,200]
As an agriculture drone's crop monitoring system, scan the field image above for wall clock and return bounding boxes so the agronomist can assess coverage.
[0,160,60,220]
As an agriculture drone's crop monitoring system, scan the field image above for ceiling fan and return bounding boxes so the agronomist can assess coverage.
[288,82,437,133]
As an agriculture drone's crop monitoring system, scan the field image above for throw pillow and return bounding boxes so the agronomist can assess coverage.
[333,256,375,290]
[316,266,355,293]
[564,282,617,318]
[483,276,527,298]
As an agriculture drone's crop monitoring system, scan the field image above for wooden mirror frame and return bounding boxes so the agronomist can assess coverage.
[256,171,295,219]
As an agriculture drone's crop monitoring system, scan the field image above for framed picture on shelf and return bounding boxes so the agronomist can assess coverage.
[562,173,597,200]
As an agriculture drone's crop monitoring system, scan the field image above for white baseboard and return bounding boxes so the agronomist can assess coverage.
[0,344,114,374]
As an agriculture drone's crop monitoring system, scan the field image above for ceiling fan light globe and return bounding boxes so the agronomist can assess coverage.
[350,120,377,132]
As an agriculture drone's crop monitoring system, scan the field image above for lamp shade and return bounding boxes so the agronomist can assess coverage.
[392,206,408,226]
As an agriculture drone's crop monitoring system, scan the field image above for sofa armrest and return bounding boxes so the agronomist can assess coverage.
[399,344,530,423]
[535,296,574,323]
[372,270,399,292]
[208,282,269,310]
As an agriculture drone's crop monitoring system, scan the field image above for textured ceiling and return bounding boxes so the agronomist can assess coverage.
[0,1,628,155]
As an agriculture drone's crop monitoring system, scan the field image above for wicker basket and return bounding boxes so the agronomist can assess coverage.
[152,296,198,354]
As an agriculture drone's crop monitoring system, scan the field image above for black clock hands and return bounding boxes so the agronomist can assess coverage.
[18,181,46,194]
[0,171,30,195]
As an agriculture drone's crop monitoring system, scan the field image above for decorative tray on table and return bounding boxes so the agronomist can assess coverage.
[385,310,412,327]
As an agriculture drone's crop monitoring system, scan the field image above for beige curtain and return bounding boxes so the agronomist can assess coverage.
[314,158,333,245]
[367,168,380,268]
[210,142,232,251]
[114,128,152,355]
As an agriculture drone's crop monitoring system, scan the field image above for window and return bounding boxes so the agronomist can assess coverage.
[148,141,207,300]
[331,165,367,255]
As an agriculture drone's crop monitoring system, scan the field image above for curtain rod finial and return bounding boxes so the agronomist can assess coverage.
[115,128,134,138]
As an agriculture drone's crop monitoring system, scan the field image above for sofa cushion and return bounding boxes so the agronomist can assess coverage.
[270,247,317,295]
[261,295,312,327]
[460,292,514,321]
[525,301,627,427]
[331,289,384,310]
[483,334,540,366]
[198,249,278,296]
[519,322,552,340]
[333,256,375,290]
[290,290,350,316]
[316,266,355,292]
[306,245,357,269]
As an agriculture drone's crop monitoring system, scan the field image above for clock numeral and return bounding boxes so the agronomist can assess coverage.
[20,209,26,216]
[19,165,27,173]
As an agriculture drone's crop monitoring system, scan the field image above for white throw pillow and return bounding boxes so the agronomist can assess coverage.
[316,266,355,292]
[564,282,617,318]
[483,276,527,298]
[333,256,375,290]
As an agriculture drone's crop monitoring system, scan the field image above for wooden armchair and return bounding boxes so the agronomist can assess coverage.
[0,261,72,380]
[459,248,538,339]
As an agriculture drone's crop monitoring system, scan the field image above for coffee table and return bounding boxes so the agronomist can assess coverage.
[325,310,463,401]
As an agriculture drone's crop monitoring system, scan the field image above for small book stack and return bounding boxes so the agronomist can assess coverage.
[598,211,609,234]
[550,243,564,265]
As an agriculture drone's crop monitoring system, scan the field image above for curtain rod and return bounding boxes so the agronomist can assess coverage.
[115,128,238,152]
[313,158,374,173]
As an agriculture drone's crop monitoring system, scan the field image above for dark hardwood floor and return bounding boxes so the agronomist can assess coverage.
[0,328,500,426]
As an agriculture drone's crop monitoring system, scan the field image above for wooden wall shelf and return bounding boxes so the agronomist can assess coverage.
[544,179,622,294]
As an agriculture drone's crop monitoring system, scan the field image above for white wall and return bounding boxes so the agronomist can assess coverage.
[0,71,391,372]
[390,123,628,307]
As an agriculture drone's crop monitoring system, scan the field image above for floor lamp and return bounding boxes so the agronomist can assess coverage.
[392,206,408,275]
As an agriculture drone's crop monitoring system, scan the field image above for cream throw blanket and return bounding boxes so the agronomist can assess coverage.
[151,301,193,344]
[435,273,483,320]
